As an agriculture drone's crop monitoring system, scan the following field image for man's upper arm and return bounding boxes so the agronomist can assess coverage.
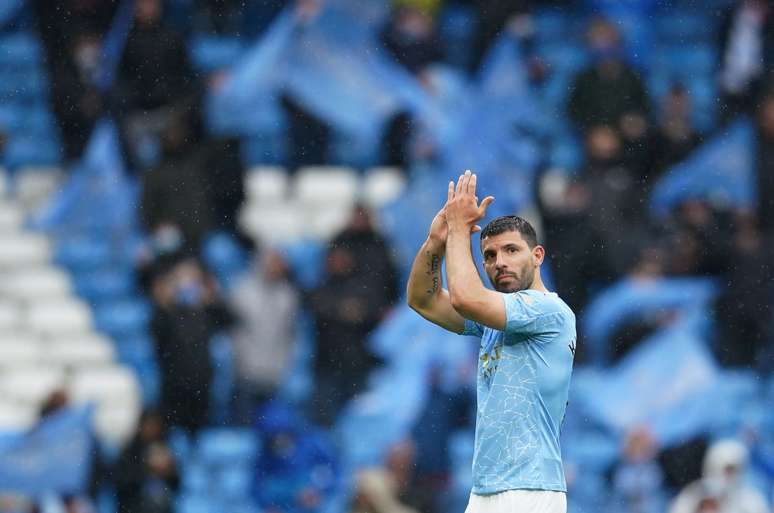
[411,289,468,334]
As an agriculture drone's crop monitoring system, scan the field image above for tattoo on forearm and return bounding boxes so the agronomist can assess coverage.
[426,252,441,295]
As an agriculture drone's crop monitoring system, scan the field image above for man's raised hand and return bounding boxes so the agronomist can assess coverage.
[445,170,494,233]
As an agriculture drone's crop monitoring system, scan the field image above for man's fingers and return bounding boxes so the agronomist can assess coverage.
[468,172,477,195]
[447,180,455,202]
[455,174,465,195]
[471,225,482,233]
[478,196,495,216]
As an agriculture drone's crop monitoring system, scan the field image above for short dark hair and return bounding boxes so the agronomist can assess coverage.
[480,216,538,248]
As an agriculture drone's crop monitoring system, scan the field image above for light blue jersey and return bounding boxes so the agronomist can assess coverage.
[462,289,576,495]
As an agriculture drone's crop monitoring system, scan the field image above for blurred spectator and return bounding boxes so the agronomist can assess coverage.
[116,0,195,113]
[254,401,340,513]
[537,172,604,318]
[50,30,103,162]
[609,427,666,513]
[150,258,233,433]
[718,0,774,121]
[349,441,420,513]
[567,18,649,134]
[582,124,647,277]
[381,3,444,75]
[114,411,180,513]
[113,0,197,169]
[663,201,733,277]
[755,90,774,243]
[228,249,300,424]
[668,439,768,513]
[281,94,333,171]
[307,205,399,426]
[470,0,533,72]
[139,111,213,250]
[714,214,772,368]
[646,84,702,184]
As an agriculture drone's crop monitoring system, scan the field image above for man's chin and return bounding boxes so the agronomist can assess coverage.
[494,282,523,293]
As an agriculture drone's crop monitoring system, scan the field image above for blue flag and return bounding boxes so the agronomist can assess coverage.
[651,118,756,217]
[575,328,720,447]
[0,406,95,494]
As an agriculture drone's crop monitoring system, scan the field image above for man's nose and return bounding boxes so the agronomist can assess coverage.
[495,253,508,269]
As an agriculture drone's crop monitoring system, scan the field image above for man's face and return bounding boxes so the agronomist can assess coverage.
[481,231,542,293]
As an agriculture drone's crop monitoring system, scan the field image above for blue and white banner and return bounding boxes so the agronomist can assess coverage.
[0,406,95,494]
[651,118,755,217]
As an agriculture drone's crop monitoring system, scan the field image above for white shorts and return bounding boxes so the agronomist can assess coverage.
[464,490,567,513]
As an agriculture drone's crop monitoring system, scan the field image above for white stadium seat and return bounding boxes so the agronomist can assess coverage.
[0,401,38,431]
[0,200,24,232]
[0,168,8,198]
[245,166,289,201]
[0,337,43,366]
[13,167,63,211]
[93,403,141,447]
[0,233,50,268]
[45,336,115,368]
[239,202,304,245]
[305,204,353,241]
[0,301,21,331]
[0,266,72,301]
[0,366,66,406]
[294,166,359,205]
[68,365,141,406]
[363,167,406,208]
[25,298,93,336]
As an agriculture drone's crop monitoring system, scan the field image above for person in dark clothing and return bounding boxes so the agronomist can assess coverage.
[50,30,104,162]
[567,18,649,135]
[756,91,774,243]
[381,4,444,75]
[115,0,196,114]
[717,0,774,122]
[150,258,233,433]
[281,94,332,171]
[307,205,399,426]
[645,84,702,184]
[114,410,180,513]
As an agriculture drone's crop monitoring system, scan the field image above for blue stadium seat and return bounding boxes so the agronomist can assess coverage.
[175,494,213,513]
[73,269,134,302]
[0,33,42,66]
[114,335,156,365]
[201,232,249,290]
[3,135,60,169]
[197,428,260,466]
[54,236,112,270]
[93,299,152,340]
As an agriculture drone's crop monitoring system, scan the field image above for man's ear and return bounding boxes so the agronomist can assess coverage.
[533,245,545,266]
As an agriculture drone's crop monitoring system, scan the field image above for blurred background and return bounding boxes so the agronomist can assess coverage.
[0,0,772,512]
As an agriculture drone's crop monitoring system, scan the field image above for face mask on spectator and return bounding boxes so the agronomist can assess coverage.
[175,281,203,307]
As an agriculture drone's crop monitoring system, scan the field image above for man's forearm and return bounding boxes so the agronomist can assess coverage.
[445,228,486,307]
[406,237,445,309]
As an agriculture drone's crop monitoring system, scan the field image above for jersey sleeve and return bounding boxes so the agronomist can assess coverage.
[461,319,484,337]
[502,291,558,337]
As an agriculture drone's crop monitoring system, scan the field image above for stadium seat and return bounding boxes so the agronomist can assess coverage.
[0,233,50,268]
[92,402,141,447]
[0,265,72,301]
[293,166,359,205]
[239,201,304,245]
[245,165,289,202]
[304,203,352,240]
[0,200,23,232]
[93,299,151,339]
[362,167,406,208]
[0,337,43,366]
[0,300,21,331]
[0,365,66,406]
[68,365,141,405]
[13,166,62,209]
[54,236,112,271]
[0,169,8,198]
[44,335,115,368]
[73,268,134,302]
[25,298,93,335]
[0,401,37,432]
[189,36,244,73]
